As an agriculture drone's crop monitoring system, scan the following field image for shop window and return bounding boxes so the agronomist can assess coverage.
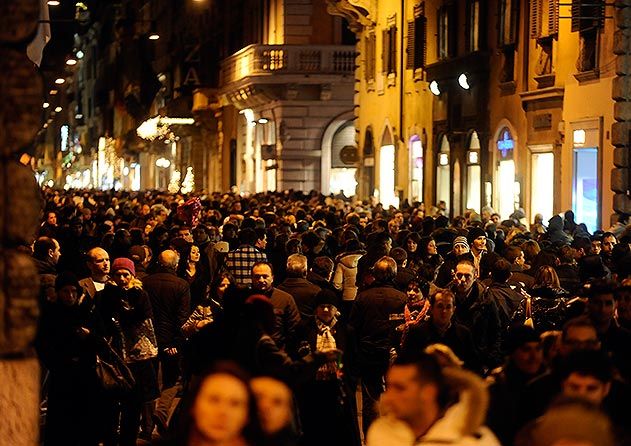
[410,136,424,203]
[466,0,481,53]
[365,33,376,83]
[466,132,481,213]
[573,148,598,233]
[436,135,451,210]
[496,128,516,219]
[531,151,554,223]
[379,144,397,207]
[406,4,427,71]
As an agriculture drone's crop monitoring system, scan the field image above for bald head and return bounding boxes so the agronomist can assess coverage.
[158,249,180,269]
[86,247,110,279]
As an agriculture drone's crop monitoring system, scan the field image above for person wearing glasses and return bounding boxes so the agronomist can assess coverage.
[448,259,503,371]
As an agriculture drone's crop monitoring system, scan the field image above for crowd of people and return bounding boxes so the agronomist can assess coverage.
[32,188,631,446]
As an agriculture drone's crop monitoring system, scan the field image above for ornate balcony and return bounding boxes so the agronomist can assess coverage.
[219,44,357,88]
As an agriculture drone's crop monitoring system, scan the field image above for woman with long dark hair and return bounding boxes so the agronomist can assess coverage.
[177,242,210,309]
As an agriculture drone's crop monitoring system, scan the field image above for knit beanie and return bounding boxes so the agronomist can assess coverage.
[453,236,469,250]
[111,257,136,276]
[467,227,487,245]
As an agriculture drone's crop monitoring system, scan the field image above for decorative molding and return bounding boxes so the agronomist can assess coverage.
[574,68,600,83]
[534,73,555,89]
[326,0,374,32]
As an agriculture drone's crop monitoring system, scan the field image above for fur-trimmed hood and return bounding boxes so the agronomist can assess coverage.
[367,368,500,446]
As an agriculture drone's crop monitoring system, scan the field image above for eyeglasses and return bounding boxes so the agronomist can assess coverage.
[455,273,473,280]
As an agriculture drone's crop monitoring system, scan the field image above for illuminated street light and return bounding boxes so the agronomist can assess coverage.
[43,102,50,109]
[429,80,441,96]
[156,158,171,168]
[458,73,470,90]
[258,118,269,124]
[137,116,195,140]
[55,77,66,85]
[66,57,77,66]
[76,50,84,59]
[54,106,62,112]
[47,0,60,5]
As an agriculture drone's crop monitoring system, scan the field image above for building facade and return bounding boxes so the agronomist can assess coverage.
[329,0,616,227]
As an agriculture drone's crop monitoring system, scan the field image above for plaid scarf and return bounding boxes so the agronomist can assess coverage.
[316,317,338,380]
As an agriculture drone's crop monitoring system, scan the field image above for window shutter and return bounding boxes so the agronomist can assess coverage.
[497,0,504,46]
[547,0,559,35]
[530,0,541,39]
[382,29,389,73]
[571,0,582,32]
[465,0,471,51]
[390,26,397,74]
[415,15,427,68]
[407,20,415,69]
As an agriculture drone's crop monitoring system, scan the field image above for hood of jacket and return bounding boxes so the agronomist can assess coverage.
[337,251,364,268]
[548,215,563,232]
[420,368,499,445]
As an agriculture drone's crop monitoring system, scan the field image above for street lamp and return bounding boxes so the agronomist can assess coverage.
[55,77,66,85]
[429,80,441,96]
[458,73,471,90]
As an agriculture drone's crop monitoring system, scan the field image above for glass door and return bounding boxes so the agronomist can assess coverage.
[573,148,598,233]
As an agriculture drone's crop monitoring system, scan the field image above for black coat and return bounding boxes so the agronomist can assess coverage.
[277,277,321,320]
[142,268,191,350]
[349,281,406,371]
[400,320,483,373]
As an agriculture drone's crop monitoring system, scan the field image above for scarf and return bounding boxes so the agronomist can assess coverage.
[316,317,338,380]
[400,300,430,347]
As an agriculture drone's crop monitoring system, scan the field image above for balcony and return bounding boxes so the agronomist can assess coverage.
[219,44,357,88]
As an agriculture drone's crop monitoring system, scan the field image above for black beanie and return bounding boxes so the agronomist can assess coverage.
[467,227,487,245]
[505,325,540,353]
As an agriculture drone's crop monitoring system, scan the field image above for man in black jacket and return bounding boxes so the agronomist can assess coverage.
[349,256,406,434]
[142,249,191,432]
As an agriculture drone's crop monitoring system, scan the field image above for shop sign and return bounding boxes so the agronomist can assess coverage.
[497,129,514,158]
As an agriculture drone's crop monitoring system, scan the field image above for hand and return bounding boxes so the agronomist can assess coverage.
[165,347,178,356]
[316,348,342,363]
[196,320,211,330]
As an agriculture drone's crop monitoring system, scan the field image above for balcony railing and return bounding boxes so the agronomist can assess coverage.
[219,44,357,87]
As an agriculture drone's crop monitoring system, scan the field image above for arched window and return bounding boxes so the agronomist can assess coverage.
[436,135,450,211]
[466,131,481,212]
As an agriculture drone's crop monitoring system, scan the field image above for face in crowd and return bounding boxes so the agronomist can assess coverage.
[382,363,436,426]
[88,248,110,277]
[560,324,600,358]
[251,377,293,436]
[315,303,337,325]
[511,341,543,376]
[252,264,274,293]
[191,373,251,443]
[453,263,477,294]
[431,291,455,329]
[471,235,487,253]
[601,235,617,254]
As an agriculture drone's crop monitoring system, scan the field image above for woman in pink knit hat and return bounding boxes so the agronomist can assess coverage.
[96,257,159,445]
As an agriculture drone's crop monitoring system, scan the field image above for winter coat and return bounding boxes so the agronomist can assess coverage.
[96,282,158,362]
[333,251,364,300]
[349,281,406,371]
[367,368,501,446]
[142,267,191,350]
[277,277,321,320]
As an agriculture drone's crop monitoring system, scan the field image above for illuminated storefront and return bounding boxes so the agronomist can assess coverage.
[466,132,481,213]
[436,135,451,212]
[409,135,423,203]
[495,127,516,219]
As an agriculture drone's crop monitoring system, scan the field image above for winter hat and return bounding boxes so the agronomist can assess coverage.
[467,227,487,245]
[505,325,540,353]
[111,257,136,276]
[453,236,469,250]
[55,271,81,292]
[315,289,341,309]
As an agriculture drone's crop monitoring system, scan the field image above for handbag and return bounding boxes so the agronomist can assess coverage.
[95,340,136,395]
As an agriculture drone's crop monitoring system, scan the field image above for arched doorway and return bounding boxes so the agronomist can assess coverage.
[436,135,451,212]
[364,127,375,198]
[466,131,481,213]
[495,127,516,219]
[321,111,356,195]
[379,126,397,207]
[409,134,423,203]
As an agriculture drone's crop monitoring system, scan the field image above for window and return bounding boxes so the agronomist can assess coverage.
[498,0,518,47]
[466,0,481,52]
[436,135,451,211]
[577,28,598,72]
[382,23,397,76]
[406,4,427,70]
[466,132,481,213]
[365,33,376,82]
[438,6,450,59]
[531,151,554,223]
